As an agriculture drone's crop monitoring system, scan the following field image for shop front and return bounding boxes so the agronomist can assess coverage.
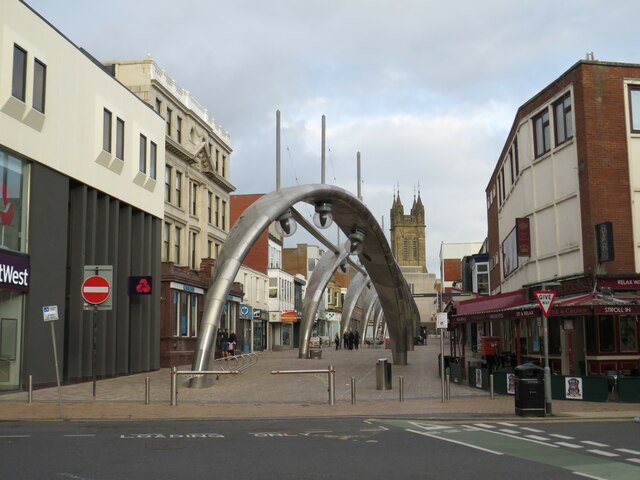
[252,308,266,351]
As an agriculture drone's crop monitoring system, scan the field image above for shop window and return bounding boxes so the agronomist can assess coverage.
[585,317,596,353]
[598,316,615,352]
[549,318,561,355]
[173,290,198,337]
[0,150,28,253]
[619,315,638,352]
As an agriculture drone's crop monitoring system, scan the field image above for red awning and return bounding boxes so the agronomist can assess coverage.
[452,291,640,324]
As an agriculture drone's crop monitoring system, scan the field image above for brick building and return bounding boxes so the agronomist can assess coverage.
[454,60,640,377]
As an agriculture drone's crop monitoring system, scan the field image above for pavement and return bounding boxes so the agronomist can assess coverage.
[0,342,638,421]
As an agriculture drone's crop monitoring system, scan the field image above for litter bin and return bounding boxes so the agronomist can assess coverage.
[309,348,322,359]
[376,358,392,390]
[514,362,545,417]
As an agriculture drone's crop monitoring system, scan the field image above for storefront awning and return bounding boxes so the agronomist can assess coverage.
[453,291,640,324]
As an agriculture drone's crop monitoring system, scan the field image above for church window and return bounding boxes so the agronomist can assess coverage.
[413,239,418,258]
[403,240,408,259]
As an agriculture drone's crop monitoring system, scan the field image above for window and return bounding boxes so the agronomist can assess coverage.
[190,182,197,215]
[222,155,226,177]
[215,150,220,172]
[12,45,27,101]
[269,277,278,298]
[174,226,182,263]
[175,171,182,207]
[619,316,638,352]
[155,98,162,114]
[173,290,198,337]
[533,109,551,157]
[207,191,213,223]
[554,92,573,146]
[629,85,640,133]
[139,134,147,173]
[207,239,213,258]
[402,240,408,258]
[164,166,172,202]
[103,109,112,152]
[115,118,125,160]
[166,107,172,136]
[150,141,157,179]
[509,141,519,185]
[598,316,615,352]
[221,200,227,230]
[177,117,182,143]
[163,222,170,261]
[327,290,332,305]
[499,166,505,202]
[33,59,46,113]
[189,231,197,269]
[214,196,220,227]
[412,239,418,258]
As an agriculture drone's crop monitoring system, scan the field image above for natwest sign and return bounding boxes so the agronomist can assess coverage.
[0,250,30,292]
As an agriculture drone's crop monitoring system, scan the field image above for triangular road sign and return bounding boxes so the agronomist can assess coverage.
[534,291,556,317]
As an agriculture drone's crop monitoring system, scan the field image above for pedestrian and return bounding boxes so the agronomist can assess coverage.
[335,332,340,350]
[228,331,237,357]
[348,331,354,350]
[343,332,349,350]
[354,330,360,350]
[220,329,229,358]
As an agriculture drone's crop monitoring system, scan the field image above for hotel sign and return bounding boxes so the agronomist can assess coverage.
[597,277,640,290]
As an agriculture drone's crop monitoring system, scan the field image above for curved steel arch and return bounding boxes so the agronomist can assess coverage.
[340,271,369,336]
[190,184,415,386]
[360,288,379,341]
[298,244,351,359]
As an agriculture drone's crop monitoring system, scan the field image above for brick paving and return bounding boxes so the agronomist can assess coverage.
[0,342,637,421]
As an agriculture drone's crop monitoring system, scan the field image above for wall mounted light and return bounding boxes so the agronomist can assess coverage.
[275,209,297,237]
[313,201,334,229]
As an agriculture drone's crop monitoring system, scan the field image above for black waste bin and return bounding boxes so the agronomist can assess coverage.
[514,363,545,417]
[438,354,453,377]
[376,358,392,390]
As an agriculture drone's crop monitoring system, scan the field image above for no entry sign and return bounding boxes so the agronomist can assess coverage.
[82,275,111,304]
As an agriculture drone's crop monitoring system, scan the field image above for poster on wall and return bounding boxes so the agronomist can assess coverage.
[506,373,516,395]
[502,227,518,278]
[475,368,482,388]
[565,377,583,400]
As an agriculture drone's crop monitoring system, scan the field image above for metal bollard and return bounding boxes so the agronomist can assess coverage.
[144,377,150,405]
[27,375,33,404]
[399,376,404,402]
[170,367,177,406]
[490,374,494,400]
[351,377,357,404]
[328,365,336,406]
[445,372,450,401]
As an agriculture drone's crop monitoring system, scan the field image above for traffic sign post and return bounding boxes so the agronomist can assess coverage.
[82,265,113,399]
[43,306,63,416]
[437,312,448,403]
[534,290,557,416]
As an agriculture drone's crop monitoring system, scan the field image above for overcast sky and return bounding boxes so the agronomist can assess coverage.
[26,0,639,274]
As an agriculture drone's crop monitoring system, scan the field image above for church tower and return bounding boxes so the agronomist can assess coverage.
[390,188,427,272]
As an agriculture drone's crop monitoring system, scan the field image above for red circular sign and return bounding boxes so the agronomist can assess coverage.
[81,275,111,304]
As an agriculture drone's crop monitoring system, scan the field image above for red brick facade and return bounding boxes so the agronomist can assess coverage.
[230,194,269,274]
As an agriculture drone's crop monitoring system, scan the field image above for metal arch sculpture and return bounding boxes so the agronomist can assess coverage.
[190,184,416,386]
[359,288,379,341]
[298,244,351,359]
[340,271,369,336]
[373,301,384,341]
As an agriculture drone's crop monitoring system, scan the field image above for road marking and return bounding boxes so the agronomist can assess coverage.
[581,440,609,447]
[497,422,518,427]
[525,435,551,441]
[587,449,619,457]
[521,427,544,433]
[556,442,583,449]
[626,458,640,464]
[499,429,520,434]
[406,429,503,455]
[616,448,640,455]
[0,435,30,438]
[550,434,574,440]
[64,434,96,437]
[407,422,450,431]
[471,426,559,448]
[473,423,496,429]
[572,472,608,480]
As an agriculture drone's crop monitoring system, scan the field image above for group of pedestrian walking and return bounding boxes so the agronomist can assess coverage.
[218,329,238,357]
[335,330,359,350]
